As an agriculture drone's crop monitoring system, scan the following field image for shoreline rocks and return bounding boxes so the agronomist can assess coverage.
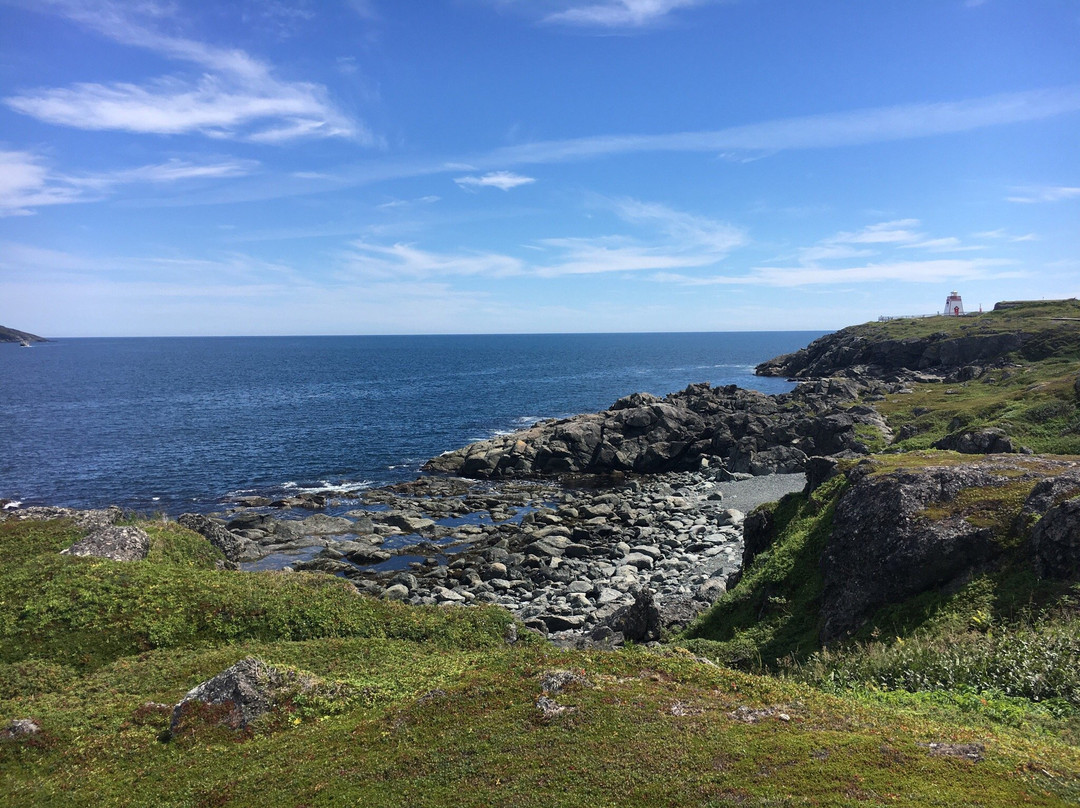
[423,380,896,481]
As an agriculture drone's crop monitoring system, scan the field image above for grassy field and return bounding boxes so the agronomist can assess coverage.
[2,515,1078,806]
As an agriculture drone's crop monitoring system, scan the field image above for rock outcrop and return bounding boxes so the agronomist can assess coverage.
[818,458,1080,642]
[177,513,261,562]
[170,658,305,734]
[425,381,886,480]
[61,525,150,562]
[1030,497,1080,579]
[932,428,1016,455]
[756,327,1024,379]
[0,325,47,344]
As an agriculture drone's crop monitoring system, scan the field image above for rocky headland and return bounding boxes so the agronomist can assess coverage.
[0,325,47,344]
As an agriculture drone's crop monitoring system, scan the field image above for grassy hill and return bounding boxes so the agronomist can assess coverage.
[2,516,1078,806]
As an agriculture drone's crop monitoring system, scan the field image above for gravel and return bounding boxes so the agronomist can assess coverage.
[713,473,806,512]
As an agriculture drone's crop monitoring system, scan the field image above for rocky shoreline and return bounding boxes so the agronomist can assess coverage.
[5,469,806,645]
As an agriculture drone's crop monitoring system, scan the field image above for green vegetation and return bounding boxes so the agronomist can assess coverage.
[681,449,1080,775]
[879,357,1080,455]
[680,477,844,667]
[845,298,1080,347]
[3,516,1078,805]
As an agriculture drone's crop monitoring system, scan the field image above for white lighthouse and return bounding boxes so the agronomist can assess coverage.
[945,291,964,316]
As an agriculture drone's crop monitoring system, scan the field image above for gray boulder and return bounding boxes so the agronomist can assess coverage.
[603,589,661,643]
[933,428,1016,454]
[61,525,150,561]
[1030,497,1080,579]
[177,513,261,562]
[169,658,308,735]
[820,466,1010,642]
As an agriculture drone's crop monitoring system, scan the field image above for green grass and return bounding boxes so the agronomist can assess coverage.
[878,357,1080,455]
[3,515,1078,805]
[0,518,520,671]
[679,476,847,668]
[841,298,1080,346]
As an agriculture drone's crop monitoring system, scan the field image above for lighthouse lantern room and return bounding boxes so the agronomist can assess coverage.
[945,291,964,316]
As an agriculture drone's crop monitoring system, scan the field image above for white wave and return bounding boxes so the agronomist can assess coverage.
[294,480,372,495]
[2,500,22,510]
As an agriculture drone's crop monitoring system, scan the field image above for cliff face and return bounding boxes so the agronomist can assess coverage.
[756,299,1080,379]
[0,325,47,343]
[755,329,1024,379]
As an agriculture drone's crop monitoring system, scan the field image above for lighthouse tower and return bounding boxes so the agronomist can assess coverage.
[945,291,964,316]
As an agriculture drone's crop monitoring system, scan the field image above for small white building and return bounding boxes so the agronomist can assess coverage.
[945,291,964,316]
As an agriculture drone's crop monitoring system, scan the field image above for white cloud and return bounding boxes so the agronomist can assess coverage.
[482,86,1080,165]
[340,198,742,280]
[611,197,745,253]
[653,258,1019,288]
[455,171,536,191]
[0,150,258,215]
[828,219,923,245]
[5,0,366,143]
[545,0,705,28]
[1006,186,1080,203]
[343,241,525,279]
[901,237,985,252]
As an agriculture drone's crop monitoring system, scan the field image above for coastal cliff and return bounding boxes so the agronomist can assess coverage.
[755,298,1080,378]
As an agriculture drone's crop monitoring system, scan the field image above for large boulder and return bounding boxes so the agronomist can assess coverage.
[169,658,315,735]
[819,466,1012,642]
[602,589,661,643]
[933,428,1016,454]
[61,525,150,561]
[1030,497,1080,579]
[177,513,261,562]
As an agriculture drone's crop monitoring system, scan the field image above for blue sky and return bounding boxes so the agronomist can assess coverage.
[1,0,1078,336]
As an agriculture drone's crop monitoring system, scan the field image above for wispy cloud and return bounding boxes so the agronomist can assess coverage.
[653,258,1019,288]
[455,170,536,191]
[0,149,258,215]
[340,198,743,280]
[4,0,367,143]
[343,241,525,279]
[1006,185,1080,203]
[544,0,706,28]
[827,219,923,245]
[481,86,1080,165]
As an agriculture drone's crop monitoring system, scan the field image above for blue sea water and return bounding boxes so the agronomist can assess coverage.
[0,332,820,514]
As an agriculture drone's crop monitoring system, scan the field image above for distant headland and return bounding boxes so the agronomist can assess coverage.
[0,325,47,344]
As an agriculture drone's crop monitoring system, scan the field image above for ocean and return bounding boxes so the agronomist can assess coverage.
[0,332,820,515]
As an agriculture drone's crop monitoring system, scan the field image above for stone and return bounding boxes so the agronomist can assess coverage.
[178,513,261,562]
[169,658,301,734]
[1,719,41,739]
[603,589,661,643]
[542,613,586,632]
[933,428,1016,455]
[383,584,410,600]
[622,552,655,570]
[819,465,1010,642]
[61,525,150,562]
[1029,496,1080,579]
